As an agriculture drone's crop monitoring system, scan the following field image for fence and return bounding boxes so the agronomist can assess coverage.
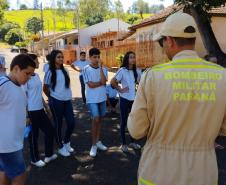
[100,40,168,69]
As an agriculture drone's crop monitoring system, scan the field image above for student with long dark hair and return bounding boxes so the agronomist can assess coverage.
[43,50,75,157]
[23,53,57,167]
[111,51,142,152]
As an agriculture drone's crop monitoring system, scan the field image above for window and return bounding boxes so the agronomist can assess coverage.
[74,39,78,45]
[110,40,114,46]
[64,39,68,45]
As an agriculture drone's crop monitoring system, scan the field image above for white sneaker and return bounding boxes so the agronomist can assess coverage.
[129,143,141,150]
[31,160,46,167]
[89,145,97,157]
[64,142,74,153]
[58,146,70,157]
[44,154,58,163]
[96,141,108,151]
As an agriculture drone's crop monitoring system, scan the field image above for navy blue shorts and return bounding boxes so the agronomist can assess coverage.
[0,149,26,179]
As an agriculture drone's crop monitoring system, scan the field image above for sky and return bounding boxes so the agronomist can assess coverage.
[9,0,174,11]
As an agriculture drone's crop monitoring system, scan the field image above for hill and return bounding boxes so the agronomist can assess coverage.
[4,10,152,32]
[5,9,76,32]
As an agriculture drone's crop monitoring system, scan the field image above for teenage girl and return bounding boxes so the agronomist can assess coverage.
[43,50,75,157]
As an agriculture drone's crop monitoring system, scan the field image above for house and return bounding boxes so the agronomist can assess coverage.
[79,18,130,48]
[125,5,226,66]
[45,18,130,64]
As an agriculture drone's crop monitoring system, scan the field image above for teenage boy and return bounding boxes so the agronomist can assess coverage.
[71,51,90,104]
[0,54,35,185]
[83,48,108,157]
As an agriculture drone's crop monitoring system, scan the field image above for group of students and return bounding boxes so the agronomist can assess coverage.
[71,49,142,154]
[0,47,142,185]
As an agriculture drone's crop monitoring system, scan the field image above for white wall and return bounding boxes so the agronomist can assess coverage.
[211,16,226,53]
[79,18,130,47]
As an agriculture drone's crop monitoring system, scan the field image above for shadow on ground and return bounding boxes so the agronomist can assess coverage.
[24,98,141,185]
[24,98,226,185]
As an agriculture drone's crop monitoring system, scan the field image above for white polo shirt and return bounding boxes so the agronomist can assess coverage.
[43,63,49,73]
[72,60,90,76]
[114,67,142,101]
[0,76,27,153]
[83,65,108,104]
[106,84,118,98]
[22,73,44,111]
[44,69,72,101]
[0,55,6,77]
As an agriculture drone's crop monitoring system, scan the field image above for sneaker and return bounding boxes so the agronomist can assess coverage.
[64,142,74,153]
[58,146,70,157]
[96,141,108,151]
[31,160,45,167]
[89,145,97,157]
[44,154,58,163]
[129,143,141,150]
[120,145,129,153]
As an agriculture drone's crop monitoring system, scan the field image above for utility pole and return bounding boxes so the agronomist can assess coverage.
[40,2,45,57]
[76,1,80,52]
[52,0,56,40]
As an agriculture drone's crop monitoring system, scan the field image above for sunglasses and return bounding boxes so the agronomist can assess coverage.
[158,37,166,47]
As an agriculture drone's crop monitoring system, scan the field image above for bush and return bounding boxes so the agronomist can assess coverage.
[0,22,20,41]
[4,28,23,45]
[15,40,29,48]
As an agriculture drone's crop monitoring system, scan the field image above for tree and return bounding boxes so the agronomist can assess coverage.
[114,0,124,19]
[4,28,23,45]
[174,0,226,67]
[0,0,9,25]
[79,0,111,26]
[0,0,9,10]
[149,4,164,13]
[25,17,43,34]
[126,15,139,24]
[20,4,28,10]
[57,0,68,30]
[85,13,104,26]
[131,0,149,19]
[0,22,20,41]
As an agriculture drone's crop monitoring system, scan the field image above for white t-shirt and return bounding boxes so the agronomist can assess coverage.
[0,76,27,153]
[83,65,108,104]
[44,69,72,101]
[114,67,142,101]
[0,55,5,67]
[0,56,6,77]
[43,63,49,73]
[72,60,90,76]
[106,84,118,98]
[22,73,44,111]
[0,72,6,77]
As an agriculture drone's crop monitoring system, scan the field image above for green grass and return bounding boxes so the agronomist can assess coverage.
[5,10,76,32]
[4,10,153,32]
